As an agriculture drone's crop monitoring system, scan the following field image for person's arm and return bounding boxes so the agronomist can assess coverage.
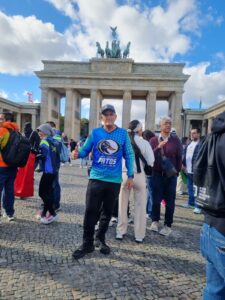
[74,133,94,159]
[123,132,134,178]
[39,141,49,159]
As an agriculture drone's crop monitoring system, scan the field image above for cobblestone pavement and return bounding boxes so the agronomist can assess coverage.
[0,164,205,300]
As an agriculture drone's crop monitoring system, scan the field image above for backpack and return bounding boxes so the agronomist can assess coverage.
[1,129,31,167]
[193,133,225,216]
[60,142,69,163]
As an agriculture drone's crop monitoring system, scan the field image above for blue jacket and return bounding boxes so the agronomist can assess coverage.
[39,136,59,174]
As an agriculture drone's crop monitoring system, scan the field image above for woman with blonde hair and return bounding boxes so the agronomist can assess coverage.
[116,120,154,243]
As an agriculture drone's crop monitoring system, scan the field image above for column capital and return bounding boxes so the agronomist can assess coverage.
[148,88,157,94]
[123,90,132,100]
[175,89,184,95]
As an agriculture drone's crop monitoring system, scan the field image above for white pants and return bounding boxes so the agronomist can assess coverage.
[117,172,147,240]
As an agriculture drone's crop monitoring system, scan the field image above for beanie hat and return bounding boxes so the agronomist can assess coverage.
[37,123,54,136]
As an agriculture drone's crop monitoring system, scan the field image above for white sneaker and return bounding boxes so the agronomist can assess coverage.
[111,217,118,223]
[3,213,15,221]
[109,218,117,227]
[150,221,159,232]
[116,233,123,240]
[193,207,202,214]
[41,214,58,225]
[159,226,172,236]
[69,163,72,166]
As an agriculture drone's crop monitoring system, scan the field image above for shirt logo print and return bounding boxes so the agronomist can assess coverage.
[97,139,120,155]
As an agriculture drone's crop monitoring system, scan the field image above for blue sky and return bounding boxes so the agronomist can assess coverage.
[0,0,225,124]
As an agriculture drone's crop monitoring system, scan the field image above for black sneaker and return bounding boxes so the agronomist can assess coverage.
[99,241,110,255]
[72,244,95,260]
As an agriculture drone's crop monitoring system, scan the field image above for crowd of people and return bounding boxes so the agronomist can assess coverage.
[0,105,225,299]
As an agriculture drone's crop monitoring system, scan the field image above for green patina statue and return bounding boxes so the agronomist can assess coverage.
[96,27,131,59]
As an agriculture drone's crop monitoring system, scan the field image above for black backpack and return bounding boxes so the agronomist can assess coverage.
[193,133,225,216]
[1,129,31,168]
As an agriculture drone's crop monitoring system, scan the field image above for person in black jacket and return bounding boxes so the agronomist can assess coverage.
[24,122,40,152]
[23,122,40,170]
[200,111,225,299]
[182,128,201,213]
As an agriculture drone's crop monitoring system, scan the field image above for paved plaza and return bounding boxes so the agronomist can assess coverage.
[0,164,205,300]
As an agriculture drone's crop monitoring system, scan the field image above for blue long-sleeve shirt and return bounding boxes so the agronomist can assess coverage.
[79,127,134,183]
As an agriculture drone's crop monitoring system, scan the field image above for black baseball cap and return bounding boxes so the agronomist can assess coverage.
[101,104,116,115]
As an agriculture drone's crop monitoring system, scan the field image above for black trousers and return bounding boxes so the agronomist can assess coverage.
[83,179,121,245]
[39,173,56,216]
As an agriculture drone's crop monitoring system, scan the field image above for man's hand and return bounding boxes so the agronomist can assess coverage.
[71,146,79,160]
[181,165,187,173]
[126,178,134,190]
[158,140,167,149]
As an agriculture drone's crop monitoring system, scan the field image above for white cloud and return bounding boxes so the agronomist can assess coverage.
[0,11,76,74]
[184,62,225,108]
[0,89,8,98]
[47,0,198,62]
[46,0,78,19]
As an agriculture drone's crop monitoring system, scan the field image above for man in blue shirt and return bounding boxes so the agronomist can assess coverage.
[72,104,134,259]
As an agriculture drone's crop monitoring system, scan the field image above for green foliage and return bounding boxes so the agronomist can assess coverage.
[60,115,64,132]
[80,118,89,137]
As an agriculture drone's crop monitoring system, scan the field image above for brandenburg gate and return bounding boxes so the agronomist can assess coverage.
[35,58,189,139]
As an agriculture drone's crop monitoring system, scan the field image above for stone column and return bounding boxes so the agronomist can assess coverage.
[64,89,81,139]
[208,118,213,133]
[40,88,49,124]
[202,120,207,136]
[122,90,132,129]
[73,91,81,140]
[89,89,102,132]
[185,119,191,137]
[16,113,21,131]
[65,89,75,138]
[145,90,156,131]
[31,114,36,130]
[169,91,183,137]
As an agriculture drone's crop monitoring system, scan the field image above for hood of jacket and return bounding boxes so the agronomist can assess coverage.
[2,121,19,131]
[211,111,225,134]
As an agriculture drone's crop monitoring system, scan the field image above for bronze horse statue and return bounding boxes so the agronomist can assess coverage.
[96,42,104,58]
[123,42,131,58]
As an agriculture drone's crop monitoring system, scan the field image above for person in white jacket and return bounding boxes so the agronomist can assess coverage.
[116,120,155,243]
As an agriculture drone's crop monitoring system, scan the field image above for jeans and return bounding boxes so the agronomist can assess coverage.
[200,223,225,300]
[151,174,177,227]
[0,167,17,216]
[187,173,195,206]
[146,176,153,217]
[83,179,121,245]
[52,170,61,209]
[80,157,88,167]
